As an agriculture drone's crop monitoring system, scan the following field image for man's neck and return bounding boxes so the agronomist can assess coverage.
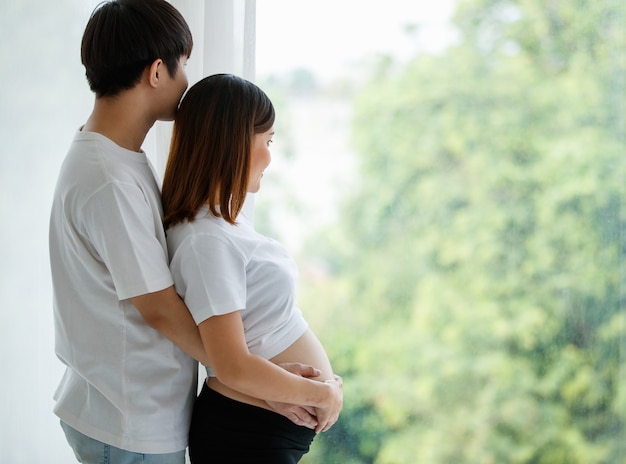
[83,93,155,152]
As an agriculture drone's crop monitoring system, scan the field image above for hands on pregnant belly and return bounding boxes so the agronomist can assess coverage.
[269,362,343,432]
[268,329,343,433]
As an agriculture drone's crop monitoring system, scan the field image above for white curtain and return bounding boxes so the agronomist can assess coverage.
[0,2,255,462]
[153,0,257,219]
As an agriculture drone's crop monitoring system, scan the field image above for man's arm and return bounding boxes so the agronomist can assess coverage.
[131,286,209,365]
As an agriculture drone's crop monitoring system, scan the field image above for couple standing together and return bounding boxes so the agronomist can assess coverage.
[49,1,343,462]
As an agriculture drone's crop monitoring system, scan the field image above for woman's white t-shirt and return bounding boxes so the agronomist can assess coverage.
[167,207,309,377]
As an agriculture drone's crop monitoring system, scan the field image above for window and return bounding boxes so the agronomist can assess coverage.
[255,1,625,463]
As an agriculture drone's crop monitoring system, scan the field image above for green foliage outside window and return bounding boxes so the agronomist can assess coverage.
[291,0,625,462]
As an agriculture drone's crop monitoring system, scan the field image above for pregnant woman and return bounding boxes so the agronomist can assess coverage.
[161,73,343,463]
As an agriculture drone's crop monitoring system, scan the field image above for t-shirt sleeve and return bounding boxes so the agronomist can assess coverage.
[81,182,173,300]
[173,233,247,325]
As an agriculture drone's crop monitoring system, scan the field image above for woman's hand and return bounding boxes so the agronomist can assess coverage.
[266,362,322,429]
[314,374,343,433]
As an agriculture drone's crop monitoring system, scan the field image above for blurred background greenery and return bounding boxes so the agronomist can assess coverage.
[258,0,624,462]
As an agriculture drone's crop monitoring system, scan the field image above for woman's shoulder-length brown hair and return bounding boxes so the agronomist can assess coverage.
[162,73,275,229]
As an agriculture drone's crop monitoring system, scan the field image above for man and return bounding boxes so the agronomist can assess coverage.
[49,1,320,462]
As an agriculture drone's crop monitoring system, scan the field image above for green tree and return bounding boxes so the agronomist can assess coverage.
[299,0,624,462]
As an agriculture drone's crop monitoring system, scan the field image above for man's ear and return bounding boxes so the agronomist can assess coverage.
[146,58,163,88]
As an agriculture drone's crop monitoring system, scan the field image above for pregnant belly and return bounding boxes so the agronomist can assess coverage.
[207,328,334,410]
[270,328,335,381]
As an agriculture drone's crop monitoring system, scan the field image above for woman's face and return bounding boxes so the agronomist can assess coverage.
[248,126,274,193]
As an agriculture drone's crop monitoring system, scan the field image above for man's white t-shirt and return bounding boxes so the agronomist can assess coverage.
[49,131,197,454]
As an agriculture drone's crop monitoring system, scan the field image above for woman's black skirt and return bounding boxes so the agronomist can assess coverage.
[189,381,317,463]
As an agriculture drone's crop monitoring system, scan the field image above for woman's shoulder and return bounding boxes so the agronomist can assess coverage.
[168,209,258,253]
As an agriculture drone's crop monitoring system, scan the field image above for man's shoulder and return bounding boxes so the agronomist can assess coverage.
[61,133,153,192]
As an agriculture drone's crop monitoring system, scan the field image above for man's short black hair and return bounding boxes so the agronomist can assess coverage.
[81,0,193,97]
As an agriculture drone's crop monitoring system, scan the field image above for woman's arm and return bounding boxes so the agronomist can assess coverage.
[199,311,343,432]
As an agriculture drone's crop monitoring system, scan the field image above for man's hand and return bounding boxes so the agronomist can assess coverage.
[266,362,322,429]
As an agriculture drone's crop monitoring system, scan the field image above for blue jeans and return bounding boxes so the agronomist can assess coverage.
[60,421,186,464]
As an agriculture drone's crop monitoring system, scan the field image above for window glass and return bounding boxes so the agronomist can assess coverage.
[256,1,625,462]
